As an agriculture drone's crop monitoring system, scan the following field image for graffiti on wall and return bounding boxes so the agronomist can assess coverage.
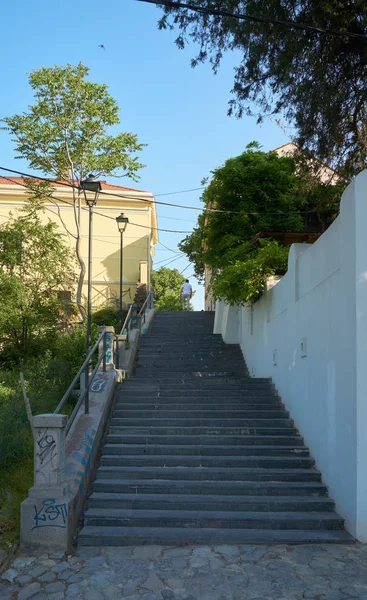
[91,374,107,393]
[32,498,68,530]
[105,332,113,365]
[63,428,96,494]
[36,431,57,468]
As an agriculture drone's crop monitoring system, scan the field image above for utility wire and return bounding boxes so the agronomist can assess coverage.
[137,0,367,41]
[0,173,192,234]
[157,241,181,253]
[0,166,207,215]
[0,165,339,217]
[154,253,186,268]
[180,263,191,274]
[156,186,205,196]
[153,252,185,265]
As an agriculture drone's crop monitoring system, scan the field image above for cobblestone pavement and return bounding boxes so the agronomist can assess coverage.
[1,543,367,600]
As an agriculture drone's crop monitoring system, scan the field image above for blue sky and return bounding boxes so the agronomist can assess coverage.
[0,0,290,309]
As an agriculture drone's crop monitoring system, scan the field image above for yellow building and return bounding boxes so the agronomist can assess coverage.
[0,177,158,308]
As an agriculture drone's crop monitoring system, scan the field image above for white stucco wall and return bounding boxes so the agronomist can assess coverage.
[215,170,367,540]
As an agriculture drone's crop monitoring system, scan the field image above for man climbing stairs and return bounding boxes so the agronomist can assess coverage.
[79,311,353,545]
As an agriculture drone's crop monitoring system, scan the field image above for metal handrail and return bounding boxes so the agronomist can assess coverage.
[138,290,154,321]
[54,328,108,436]
[120,304,133,336]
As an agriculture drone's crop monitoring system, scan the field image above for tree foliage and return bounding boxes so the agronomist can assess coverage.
[0,207,76,362]
[179,144,342,304]
[2,62,145,319]
[152,267,190,311]
[158,1,367,177]
[178,214,206,282]
[212,240,289,304]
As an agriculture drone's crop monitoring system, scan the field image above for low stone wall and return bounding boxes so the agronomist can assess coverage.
[20,368,121,553]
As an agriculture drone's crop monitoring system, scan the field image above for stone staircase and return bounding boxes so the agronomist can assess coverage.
[79,311,353,545]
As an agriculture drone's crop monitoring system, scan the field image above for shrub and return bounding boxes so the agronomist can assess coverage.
[92,306,126,332]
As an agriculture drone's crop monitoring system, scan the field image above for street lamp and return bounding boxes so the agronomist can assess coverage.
[116,212,129,331]
[80,174,102,413]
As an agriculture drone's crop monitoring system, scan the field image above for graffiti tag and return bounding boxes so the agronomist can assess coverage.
[36,431,57,468]
[91,377,107,393]
[63,428,96,493]
[32,498,67,530]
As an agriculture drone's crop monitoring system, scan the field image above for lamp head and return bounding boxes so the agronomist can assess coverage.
[116,212,129,232]
[80,174,102,206]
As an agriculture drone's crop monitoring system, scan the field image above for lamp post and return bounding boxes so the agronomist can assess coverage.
[80,174,102,413]
[116,212,129,331]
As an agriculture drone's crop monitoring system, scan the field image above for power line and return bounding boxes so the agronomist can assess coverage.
[156,186,205,196]
[153,252,185,265]
[0,165,339,217]
[0,166,208,215]
[159,215,197,223]
[137,0,367,41]
[157,241,181,253]
[0,172,193,234]
[180,263,191,274]
[153,254,186,268]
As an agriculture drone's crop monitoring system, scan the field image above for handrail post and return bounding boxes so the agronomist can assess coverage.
[32,414,69,492]
[85,366,89,414]
[98,326,115,370]
[131,304,137,329]
[115,335,119,369]
[102,331,107,372]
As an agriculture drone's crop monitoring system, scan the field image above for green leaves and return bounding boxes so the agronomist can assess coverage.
[179,144,341,305]
[156,1,367,177]
[212,241,290,305]
[2,62,146,320]
[0,209,76,362]
[2,63,146,181]
[152,267,188,311]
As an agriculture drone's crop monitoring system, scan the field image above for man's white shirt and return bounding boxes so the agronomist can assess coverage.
[181,283,192,295]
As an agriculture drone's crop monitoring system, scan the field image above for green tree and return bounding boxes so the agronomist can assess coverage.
[2,62,145,320]
[178,214,206,282]
[156,0,367,177]
[0,207,76,362]
[152,267,191,311]
[212,240,290,304]
[179,144,342,304]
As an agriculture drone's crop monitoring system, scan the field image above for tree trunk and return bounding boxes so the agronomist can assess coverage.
[73,185,87,322]
[75,234,87,321]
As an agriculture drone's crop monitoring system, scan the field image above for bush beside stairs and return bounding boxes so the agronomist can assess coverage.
[78,311,353,545]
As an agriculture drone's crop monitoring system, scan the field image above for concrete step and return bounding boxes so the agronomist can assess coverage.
[100,455,315,469]
[95,465,322,482]
[105,434,305,446]
[136,363,246,369]
[92,478,327,496]
[134,371,246,377]
[108,426,299,435]
[78,526,354,546]
[117,391,277,399]
[121,375,273,393]
[114,402,283,410]
[83,508,344,530]
[112,409,289,419]
[88,492,334,512]
[138,351,243,357]
[123,376,272,383]
[102,443,309,457]
[109,418,294,427]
